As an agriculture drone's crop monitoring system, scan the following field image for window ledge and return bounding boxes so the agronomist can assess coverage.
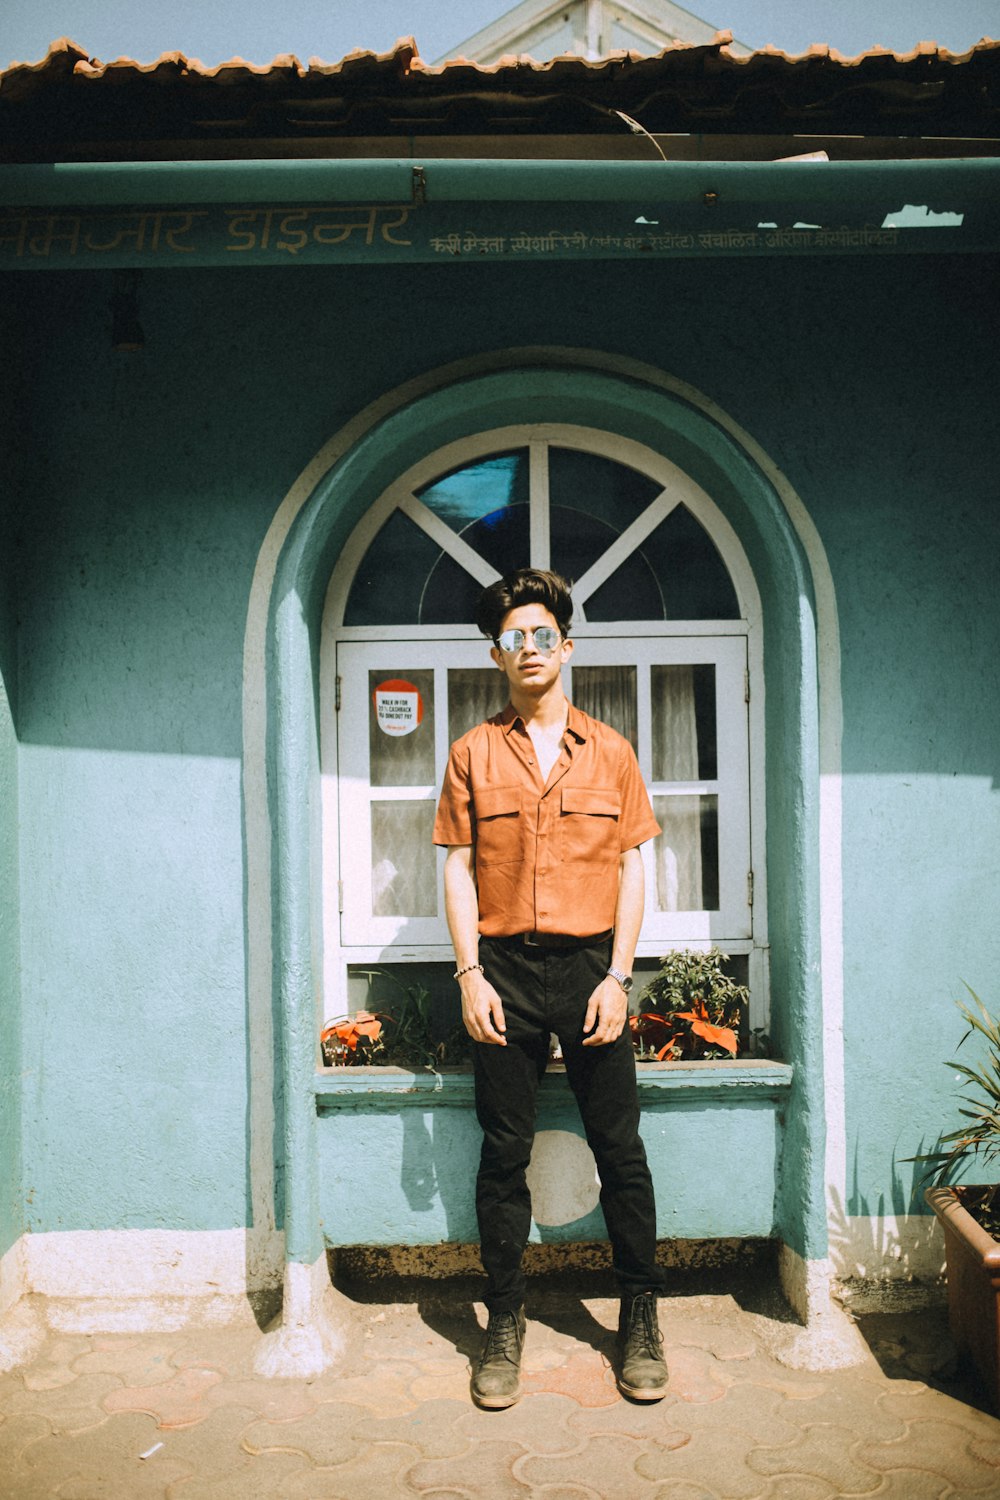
[315,1058,792,1110]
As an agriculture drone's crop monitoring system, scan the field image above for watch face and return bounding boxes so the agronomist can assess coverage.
[621,974,633,993]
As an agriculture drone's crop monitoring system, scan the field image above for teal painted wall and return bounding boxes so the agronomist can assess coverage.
[5,251,998,1246]
[0,294,24,1264]
[319,1097,783,1245]
[0,544,21,1264]
[830,266,1000,1215]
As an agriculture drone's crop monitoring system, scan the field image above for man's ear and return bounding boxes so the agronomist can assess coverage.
[489,644,505,671]
[561,636,574,663]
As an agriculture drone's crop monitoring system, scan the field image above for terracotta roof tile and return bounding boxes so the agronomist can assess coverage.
[1,33,996,159]
[4,31,996,84]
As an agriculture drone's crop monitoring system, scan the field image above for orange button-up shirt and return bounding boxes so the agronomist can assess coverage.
[433,702,660,938]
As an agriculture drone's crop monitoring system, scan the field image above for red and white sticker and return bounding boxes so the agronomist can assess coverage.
[373,678,424,737]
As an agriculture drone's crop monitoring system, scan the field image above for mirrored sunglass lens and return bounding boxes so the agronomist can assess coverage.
[497,628,560,654]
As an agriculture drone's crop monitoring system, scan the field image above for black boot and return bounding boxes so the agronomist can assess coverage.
[471,1307,526,1409]
[618,1291,668,1400]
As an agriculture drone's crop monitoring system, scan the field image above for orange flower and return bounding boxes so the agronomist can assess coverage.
[321,1011,383,1058]
[675,1010,738,1055]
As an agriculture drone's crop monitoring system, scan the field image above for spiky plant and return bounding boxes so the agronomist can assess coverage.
[630,947,748,1061]
[913,986,1000,1183]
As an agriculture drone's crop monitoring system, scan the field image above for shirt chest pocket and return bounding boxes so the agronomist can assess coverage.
[474,784,523,866]
[560,786,621,863]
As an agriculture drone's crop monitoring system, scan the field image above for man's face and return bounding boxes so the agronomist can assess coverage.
[490,603,573,695]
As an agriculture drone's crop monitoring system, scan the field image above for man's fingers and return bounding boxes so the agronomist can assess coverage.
[583,1023,611,1046]
[582,982,610,1044]
[583,1022,619,1046]
[481,998,507,1044]
[461,982,507,1045]
[582,982,627,1046]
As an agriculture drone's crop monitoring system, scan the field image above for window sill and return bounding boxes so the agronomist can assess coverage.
[315,1058,792,1111]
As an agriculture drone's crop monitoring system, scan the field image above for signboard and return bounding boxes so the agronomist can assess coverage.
[0,200,990,270]
[373,678,424,737]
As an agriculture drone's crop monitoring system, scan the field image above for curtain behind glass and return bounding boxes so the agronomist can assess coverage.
[448,667,508,744]
[651,665,703,911]
[572,665,637,752]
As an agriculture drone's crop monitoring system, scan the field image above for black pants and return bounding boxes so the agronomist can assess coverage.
[474,933,663,1314]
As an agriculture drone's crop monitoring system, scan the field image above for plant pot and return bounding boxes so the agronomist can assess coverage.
[926,1184,1000,1412]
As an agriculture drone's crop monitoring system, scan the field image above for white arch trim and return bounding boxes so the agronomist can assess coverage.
[324,422,760,632]
[240,347,852,1323]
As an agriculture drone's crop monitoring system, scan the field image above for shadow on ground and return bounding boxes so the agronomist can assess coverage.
[840,1280,993,1415]
[332,1255,802,1369]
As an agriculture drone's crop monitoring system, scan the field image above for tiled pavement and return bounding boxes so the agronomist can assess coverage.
[2,1274,1000,1499]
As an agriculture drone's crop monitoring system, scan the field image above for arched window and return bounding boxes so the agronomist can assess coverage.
[320,427,765,1019]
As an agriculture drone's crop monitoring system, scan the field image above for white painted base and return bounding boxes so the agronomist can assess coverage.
[827,1210,945,1282]
[0,1238,44,1373]
[776,1243,870,1370]
[2,1228,286,1339]
[41,1293,275,1335]
[0,1234,26,1317]
[0,1298,45,1373]
[24,1227,284,1299]
[253,1255,351,1379]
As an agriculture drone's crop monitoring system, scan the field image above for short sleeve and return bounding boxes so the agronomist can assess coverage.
[617,739,661,851]
[433,736,475,847]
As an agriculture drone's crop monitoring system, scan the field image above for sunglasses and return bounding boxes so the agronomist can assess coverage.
[495,626,562,657]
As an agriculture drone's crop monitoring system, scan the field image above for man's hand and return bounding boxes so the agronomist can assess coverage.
[444,845,506,1045]
[460,970,507,1045]
[582,975,628,1047]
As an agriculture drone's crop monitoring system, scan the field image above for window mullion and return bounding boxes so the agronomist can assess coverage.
[573,486,681,606]
[636,644,653,785]
[397,492,501,588]
[529,440,550,570]
[636,651,655,903]
[434,661,450,929]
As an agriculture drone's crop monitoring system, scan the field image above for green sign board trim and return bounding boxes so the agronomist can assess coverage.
[0,199,992,269]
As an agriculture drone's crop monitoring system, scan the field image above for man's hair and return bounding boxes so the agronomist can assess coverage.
[475,568,574,642]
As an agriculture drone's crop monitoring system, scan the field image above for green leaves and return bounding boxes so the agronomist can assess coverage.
[322,970,472,1070]
[632,948,749,1061]
[910,985,1000,1183]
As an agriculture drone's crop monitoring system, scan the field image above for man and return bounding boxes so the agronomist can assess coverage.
[433,567,668,1409]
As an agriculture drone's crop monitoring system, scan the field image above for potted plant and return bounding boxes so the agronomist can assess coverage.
[630,947,750,1061]
[321,972,470,1070]
[918,986,1000,1413]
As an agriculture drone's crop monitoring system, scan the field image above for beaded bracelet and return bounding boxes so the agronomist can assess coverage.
[453,962,484,981]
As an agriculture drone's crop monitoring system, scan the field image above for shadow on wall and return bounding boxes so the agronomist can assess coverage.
[401,1110,443,1216]
[402,1107,479,1241]
[828,1145,943,1281]
[398,1108,608,1244]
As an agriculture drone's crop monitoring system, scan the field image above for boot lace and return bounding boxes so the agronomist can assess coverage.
[626,1294,663,1357]
[483,1311,521,1364]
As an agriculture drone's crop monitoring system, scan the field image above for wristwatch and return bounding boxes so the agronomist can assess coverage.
[606,966,633,994]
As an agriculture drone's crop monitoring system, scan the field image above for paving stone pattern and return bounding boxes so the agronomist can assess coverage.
[1,1286,999,1499]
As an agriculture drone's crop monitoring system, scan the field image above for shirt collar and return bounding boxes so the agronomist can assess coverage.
[495,701,588,742]
[565,701,588,743]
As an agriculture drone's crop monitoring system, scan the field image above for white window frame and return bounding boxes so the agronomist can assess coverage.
[319,425,767,1025]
